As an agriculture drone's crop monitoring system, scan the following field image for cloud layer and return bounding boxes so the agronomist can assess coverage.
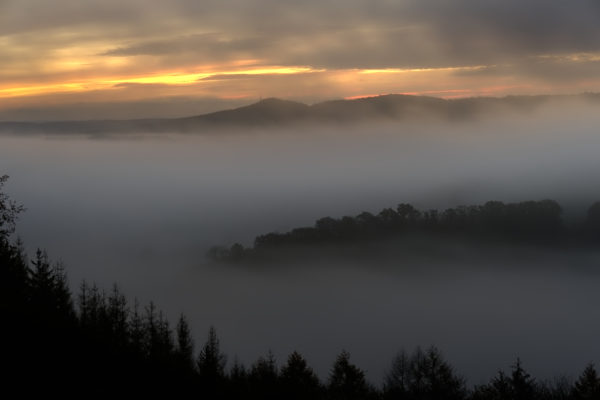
[1,0,600,119]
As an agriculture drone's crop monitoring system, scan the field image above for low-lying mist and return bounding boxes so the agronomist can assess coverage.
[1,101,600,384]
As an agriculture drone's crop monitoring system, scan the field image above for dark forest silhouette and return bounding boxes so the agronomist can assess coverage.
[2,174,600,398]
[209,199,600,263]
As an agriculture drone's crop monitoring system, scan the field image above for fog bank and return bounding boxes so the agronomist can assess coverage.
[1,103,600,383]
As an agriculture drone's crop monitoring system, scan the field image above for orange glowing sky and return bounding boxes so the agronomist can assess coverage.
[1,0,600,120]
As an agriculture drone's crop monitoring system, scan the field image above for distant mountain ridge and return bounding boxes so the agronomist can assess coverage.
[1,93,599,134]
[183,93,600,126]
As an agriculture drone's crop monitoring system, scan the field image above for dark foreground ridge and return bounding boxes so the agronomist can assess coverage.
[209,199,600,263]
[1,92,600,134]
[2,175,600,397]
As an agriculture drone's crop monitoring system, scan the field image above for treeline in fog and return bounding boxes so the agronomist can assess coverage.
[209,200,600,263]
[2,175,600,397]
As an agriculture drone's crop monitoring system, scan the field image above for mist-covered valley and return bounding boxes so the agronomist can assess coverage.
[2,100,600,385]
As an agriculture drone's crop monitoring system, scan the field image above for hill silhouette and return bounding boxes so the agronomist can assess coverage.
[1,93,599,134]
[208,199,600,264]
[181,98,310,126]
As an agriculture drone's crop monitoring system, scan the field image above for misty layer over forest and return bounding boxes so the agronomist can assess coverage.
[1,99,600,385]
[208,198,600,265]
[4,223,599,397]
[1,93,599,133]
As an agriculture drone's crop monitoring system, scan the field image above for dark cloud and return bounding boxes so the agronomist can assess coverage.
[4,0,599,69]
[402,0,600,63]
[101,33,266,59]
[451,57,600,84]
[271,0,600,69]
[520,58,600,83]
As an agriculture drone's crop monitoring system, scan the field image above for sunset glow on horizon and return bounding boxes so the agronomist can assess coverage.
[0,63,505,101]
[1,0,600,120]
[0,64,323,99]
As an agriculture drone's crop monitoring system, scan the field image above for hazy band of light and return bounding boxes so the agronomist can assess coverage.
[0,63,494,100]
[0,65,322,99]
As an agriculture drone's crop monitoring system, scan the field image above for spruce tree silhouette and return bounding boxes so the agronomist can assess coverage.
[197,326,227,396]
[472,359,538,400]
[175,313,195,371]
[107,284,129,348]
[328,350,372,400]
[228,356,250,398]
[510,358,537,400]
[0,176,32,390]
[145,301,160,358]
[384,350,410,399]
[418,346,465,400]
[0,236,28,312]
[572,363,600,400]
[384,347,465,400]
[129,298,145,354]
[249,351,279,400]
[491,371,513,399]
[280,351,323,400]
[29,249,57,315]
[0,175,25,240]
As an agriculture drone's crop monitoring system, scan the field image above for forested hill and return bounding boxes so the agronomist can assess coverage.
[1,93,599,134]
[184,92,600,127]
[208,199,600,263]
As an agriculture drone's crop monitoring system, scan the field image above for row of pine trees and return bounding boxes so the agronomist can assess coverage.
[210,200,600,263]
[1,174,599,398]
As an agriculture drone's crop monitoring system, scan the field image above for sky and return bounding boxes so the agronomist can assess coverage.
[1,0,600,120]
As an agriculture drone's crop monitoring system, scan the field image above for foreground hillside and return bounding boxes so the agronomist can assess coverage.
[2,176,600,397]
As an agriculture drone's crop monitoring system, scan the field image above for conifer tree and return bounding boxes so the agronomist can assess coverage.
[0,236,28,312]
[384,347,465,400]
[280,351,322,400]
[510,358,536,400]
[175,313,195,370]
[197,326,226,377]
[249,350,279,400]
[51,260,75,323]
[107,284,129,347]
[572,363,600,400]
[383,350,410,399]
[491,370,513,399]
[197,326,227,395]
[129,298,144,354]
[29,249,74,322]
[144,301,160,358]
[0,175,25,241]
[229,357,249,398]
[328,350,370,400]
